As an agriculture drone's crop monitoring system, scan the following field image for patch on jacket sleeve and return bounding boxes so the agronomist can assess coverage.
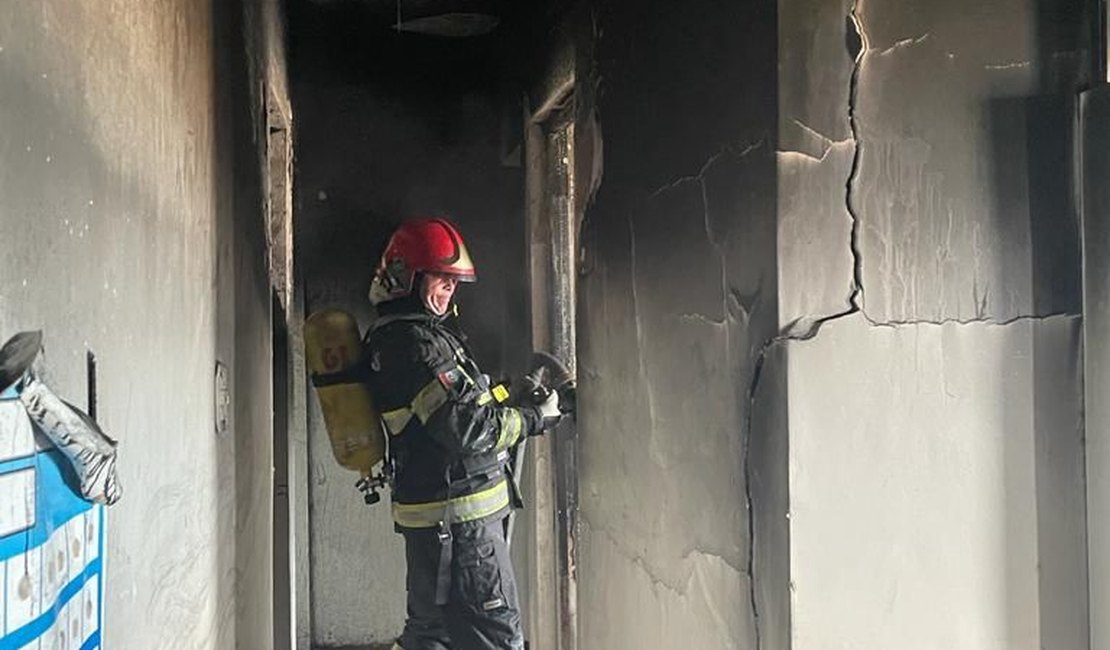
[437,367,463,391]
[482,597,505,611]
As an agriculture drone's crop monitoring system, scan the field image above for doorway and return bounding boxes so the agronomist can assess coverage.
[267,81,296,650]
[525,93,580,650]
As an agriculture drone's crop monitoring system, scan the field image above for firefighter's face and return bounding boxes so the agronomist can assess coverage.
[421,273,458,315]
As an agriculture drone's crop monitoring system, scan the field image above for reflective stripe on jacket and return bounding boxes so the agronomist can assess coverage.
[364,298,540,528]
[392,477,512,529]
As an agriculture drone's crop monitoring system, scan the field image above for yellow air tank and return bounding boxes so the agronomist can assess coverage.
[304,309,387,502]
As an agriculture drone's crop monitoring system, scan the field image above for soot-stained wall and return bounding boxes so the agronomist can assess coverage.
[290,6,530,645]
[773,0,1091,648]
[0,1,281,648]
[566,0,1092,647]
[574,1,779,647]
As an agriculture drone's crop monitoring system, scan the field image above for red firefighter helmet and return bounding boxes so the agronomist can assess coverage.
[369,217,477,305]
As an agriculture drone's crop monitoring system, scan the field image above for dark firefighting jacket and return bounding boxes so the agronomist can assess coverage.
[363,296,542,530]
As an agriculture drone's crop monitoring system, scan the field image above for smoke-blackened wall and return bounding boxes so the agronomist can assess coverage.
[289,5,530,645]
[290,0,1096,646]
[774,0,1091,648]
[566,0,1093,647]
[573,1,779,647]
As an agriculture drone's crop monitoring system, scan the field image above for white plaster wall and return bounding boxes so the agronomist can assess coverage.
[788,315,1085,650]
[306,387,406,646]
[577,519,753,650]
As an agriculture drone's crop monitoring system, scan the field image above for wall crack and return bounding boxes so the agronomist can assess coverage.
[867,311,1079,329]
[875,33,930,57]
[778,137,855,165]
[647,138,765,199]
[845,0,867,316]
[584,520,700,597]
[742,9,869,650]
[789,119,854,150]
[984,60,1031,71]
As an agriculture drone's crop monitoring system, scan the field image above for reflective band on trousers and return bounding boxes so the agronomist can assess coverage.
[392,479,511,529]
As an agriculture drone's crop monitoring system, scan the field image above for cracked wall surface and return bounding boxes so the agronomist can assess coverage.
[774,0,1091,647]
[851,0,1089,323]
[778,0,857,327]
[289,6,531,644]
[0,1,279,648]
[575,0,777,647]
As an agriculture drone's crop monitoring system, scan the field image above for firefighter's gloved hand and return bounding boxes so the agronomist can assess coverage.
[532,389,563,434]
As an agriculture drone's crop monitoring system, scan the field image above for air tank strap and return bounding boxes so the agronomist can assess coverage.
[310,365,367,388]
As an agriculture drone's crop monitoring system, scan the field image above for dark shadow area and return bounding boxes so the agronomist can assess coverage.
[1079,83,1110,650]
[1028,0,1090,316]
[985,97,1038,318]
[288,0,531,370]
[1028,3,1091,647]
[287,2,537,645]
[985,92,1081,315]
[1027,94,1082,315]
[983,1,1092,646]
[274,291,293,650]
[212,0,277,645]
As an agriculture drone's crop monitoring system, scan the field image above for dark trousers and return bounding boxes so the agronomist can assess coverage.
[398,517,524,650]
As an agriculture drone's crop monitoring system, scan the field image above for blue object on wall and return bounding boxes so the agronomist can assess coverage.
[0,386,104,650]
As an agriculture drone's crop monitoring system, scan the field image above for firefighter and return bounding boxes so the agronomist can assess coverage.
[364,217,562,650]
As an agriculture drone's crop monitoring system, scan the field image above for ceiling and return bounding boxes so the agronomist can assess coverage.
[303,0,506,36]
